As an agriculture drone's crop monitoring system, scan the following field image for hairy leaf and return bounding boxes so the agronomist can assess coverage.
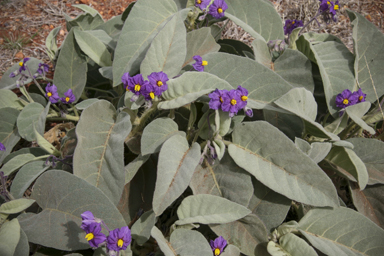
[73,100,132,205]
[0,107,20,164]
[0,219,20,256]
[153,135,200,216]
[17,102,48,142]
[131,210,156,246]
[170,229,212,256]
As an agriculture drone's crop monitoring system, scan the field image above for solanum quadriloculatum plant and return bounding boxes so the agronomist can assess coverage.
[0,0,384,255]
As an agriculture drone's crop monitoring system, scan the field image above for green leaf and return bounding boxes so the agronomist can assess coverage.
[75,98,100,110]
[184,27,220,68]
[225,0,284,42]
[125,154,150,184]
[86,30,116,50]
[16,102,48,142]
[219,39,254,57]
[210,214,269,256]
[0,219,20,256]
[298,207,384,256]
[202,52,299,107]
[175,194,251,225]
[10,161,50,199]
[248,178,291,232]
[53,29,87,103]
[141,118,185,155]
[13,228,29,256]
[325,145,368,190]
[297,33,355,116]
[347,10,384,102]
[288,27,301,50]
[74,29,112,67]
[2,147,47,164]
[45,26,61,59]
[0,107,20,164]
[0,198,35,214]
[151,226,177,256]
[18,170,126,251]
[251,36,272,68]
[34,127,59,156]
[73,100,132,205]
[95,15,123,40]
[221,244,241,256]
[295,138,332,164]
[0,58,43,90]
[263,110,304,141]
[347,138,384,185]
[274,88,339,140]
[190,153,254,206]
[228,121,339,207]
[112,0,179,86]
[158,72,232,109]
[73,4,102,18]
[170,229,212,256]
[66,13,104,31]
[1,153,48,176]
[0,89,23,110]
[349,182,384,229]
[153,135,200,216]
[267,233,318,256]
[274,49,315,93]
[140,12,186,78]
[345,102,375,135]
[131,210,156,246]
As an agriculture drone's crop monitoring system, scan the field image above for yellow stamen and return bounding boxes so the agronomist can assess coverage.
[334,4,339,10]
[202,60,208,66]
[292,21,295,24]
[134,84,141,92]
[157,81,163,87]
[65,97,70,102]
[150,92,155,99]
[230,99,237,105]
[117,239,124,248]
[327,1,330,4]
[218,8,223,14]
[343,99,349,105]
[126,87,130,91]
[359,96,363,101]
[47,92,52,97]
[197,0,201,4]
[85,233,94,241]
[241,95,248,101]
[219,97,223,103]
[214,248,221,256]
[19,62,24,66]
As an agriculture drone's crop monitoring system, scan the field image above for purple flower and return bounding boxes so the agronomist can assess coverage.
[210,236,227,256]
[122,72,130,92]
[221,89,241,117]
[82,222,106,248]
[284,19,304,35]
[319,0,339,22]
[236,85,248,109]
[208,0,228,19]
[107,226,132,252]
[81,211,97,229]
[127,74,148,95]
[18,58,30,72]
[353,88,366,103]
[209,89,227,110]
[37,63,49,75]
[9,71,18,78]
[148,71,169,95]
[45,83,60,104]
[142,83,157,101]
[0,142,5,151]
[195,0,210,9]
[192,55,208,72]
[61,89,76,104]
[335,89,358,108]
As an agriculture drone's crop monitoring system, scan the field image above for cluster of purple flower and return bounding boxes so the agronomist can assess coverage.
[9,58,49,79]
[80,211,131,254]
[210,236,227,255]
[122,71,169,105]
[45,83,76,104]
[319,0,340,22]
[195,0,228,19]
[335,88,366,109]
[209,86,253,118]
[283,19,304,35]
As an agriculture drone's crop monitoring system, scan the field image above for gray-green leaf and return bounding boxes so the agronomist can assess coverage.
[0,107,20,164]
[73,100,132,205]
[176,194,251,225]
[170,229,212,256]
[17,102,48,142]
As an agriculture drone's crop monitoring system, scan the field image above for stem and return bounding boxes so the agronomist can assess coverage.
[25,65,46,96]
[47,113,80,122]
[298,12,321,36]
[70,103,79,118]
[339,122,357,140]
[19,86,34,103]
